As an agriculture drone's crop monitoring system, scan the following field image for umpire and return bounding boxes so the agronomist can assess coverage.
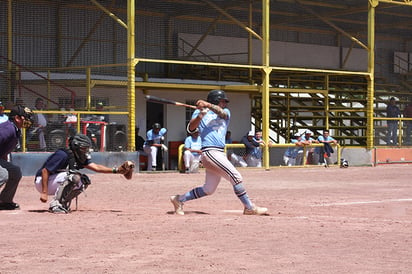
[0,105,34,210]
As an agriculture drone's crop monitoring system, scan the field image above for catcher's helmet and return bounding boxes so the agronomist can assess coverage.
[207,89,229,105]
[9,105,34,128]
[69,134,92,165]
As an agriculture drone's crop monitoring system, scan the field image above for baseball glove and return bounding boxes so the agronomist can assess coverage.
[117,161,135,180]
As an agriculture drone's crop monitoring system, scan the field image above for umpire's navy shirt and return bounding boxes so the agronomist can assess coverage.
[0,120,20,159]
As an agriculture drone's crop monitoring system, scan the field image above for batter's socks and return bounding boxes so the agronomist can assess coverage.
[233,183,253,209]
[180,187,207,202]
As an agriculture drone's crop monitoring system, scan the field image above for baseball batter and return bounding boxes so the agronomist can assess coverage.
[170,89,268,216]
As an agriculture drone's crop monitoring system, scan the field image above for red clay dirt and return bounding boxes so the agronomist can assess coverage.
[1,165,411,273]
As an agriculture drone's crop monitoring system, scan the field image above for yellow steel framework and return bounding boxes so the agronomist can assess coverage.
[3,0,412,162]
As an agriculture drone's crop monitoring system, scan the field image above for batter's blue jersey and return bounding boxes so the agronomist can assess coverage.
[192,108,230,149]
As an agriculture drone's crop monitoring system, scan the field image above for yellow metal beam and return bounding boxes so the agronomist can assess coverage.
[201,0,262,41]
[296,1,368,50]
[127,0,136,151]
[136,57,370,76]
[7,0,12,101]
[367,1,376,149]
[379,0,412,6]
[262,0,271,170]
[90,0,128,29]
[269,88,328,94]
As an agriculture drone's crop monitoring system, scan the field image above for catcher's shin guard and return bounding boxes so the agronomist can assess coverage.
[55,171,91,211]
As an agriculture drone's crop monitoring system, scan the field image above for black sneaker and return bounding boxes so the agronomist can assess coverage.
[0,202,20,210]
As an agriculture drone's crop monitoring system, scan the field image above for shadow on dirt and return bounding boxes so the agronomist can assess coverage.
[166,210,209,215]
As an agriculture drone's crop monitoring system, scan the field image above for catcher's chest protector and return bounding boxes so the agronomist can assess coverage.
[61,148,84,170]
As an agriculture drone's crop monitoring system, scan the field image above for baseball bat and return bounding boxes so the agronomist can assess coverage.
[145,95,197,109]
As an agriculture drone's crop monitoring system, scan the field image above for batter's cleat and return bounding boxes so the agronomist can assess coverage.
[243,205,268,215]
[170,195,184,215]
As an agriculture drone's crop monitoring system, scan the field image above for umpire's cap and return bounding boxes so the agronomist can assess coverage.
[9,105,34,128]
[207,90,229,105]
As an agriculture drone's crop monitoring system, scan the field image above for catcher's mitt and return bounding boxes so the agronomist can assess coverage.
[116,160,135,180]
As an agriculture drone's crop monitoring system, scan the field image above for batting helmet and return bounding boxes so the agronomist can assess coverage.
[207,89,229,105]
[152,123,161,129]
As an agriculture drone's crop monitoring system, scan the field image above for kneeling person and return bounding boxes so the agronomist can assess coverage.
[183,130,202,173]
[34,133,134,213]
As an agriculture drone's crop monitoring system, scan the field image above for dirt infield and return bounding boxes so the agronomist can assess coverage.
[1,165,411,273]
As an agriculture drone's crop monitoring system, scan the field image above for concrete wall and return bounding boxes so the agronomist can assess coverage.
[12,147,411,176]
[179,33,367,71]
[11,151,140,177]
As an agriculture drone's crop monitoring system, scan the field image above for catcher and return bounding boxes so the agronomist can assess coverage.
[34,133,134,213]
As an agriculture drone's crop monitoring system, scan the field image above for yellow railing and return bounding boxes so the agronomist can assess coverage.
[176,143,342,171]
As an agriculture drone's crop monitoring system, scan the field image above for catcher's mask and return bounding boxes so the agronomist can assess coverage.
[207,89,229,105]
[9,105,34,128]
[69,134,92,165]
[340,158,349,168]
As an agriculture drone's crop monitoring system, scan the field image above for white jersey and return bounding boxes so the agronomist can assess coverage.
[192,108,230,148]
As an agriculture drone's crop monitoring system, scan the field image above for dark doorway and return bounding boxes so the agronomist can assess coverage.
[146,101,165,170]
[146,101,164,130]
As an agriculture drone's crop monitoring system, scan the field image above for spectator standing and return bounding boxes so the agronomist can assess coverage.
[183,130,202,173]
[0,105,34,210]
[85,101,109,151]
[403,100,412,145]
[386,97,401,146]
[95,101,109,123]
[316,129,338,166]
[300,129,316,164]
[0,101,8,123]
[226,130,247,167]
[241,130,265,167]
[283,133,303,166]
[33,98,48,151]
[143,123,167,171]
